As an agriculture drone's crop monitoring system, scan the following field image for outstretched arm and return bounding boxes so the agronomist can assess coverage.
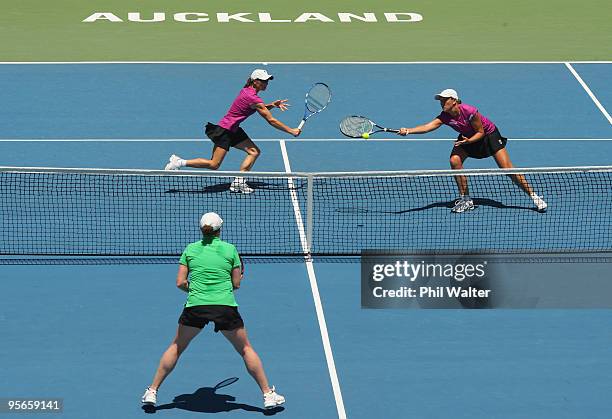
[398,118,443,136]
[253,103,301,137]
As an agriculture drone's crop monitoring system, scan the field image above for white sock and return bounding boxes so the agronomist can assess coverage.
[177,159,187,167]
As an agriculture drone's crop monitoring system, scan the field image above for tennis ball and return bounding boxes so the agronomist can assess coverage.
[362,133,369,139]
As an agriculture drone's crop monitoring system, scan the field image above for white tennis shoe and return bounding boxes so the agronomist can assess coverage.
[531,194,548,212]
[141,387,157,405]
[230,177,254,194]
[164,154,182,171]
[263,386,285,409]
[452,197,475,213]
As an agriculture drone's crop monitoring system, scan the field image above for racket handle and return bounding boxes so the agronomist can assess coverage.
[297,120,305,130]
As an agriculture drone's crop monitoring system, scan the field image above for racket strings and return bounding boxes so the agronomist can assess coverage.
[306,84,331,112]
[339,116,373,137]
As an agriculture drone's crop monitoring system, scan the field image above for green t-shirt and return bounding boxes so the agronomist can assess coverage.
[179,236,241,307]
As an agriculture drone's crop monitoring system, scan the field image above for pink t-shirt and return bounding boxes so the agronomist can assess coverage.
[218,87,264,132]
[437,103,496,136]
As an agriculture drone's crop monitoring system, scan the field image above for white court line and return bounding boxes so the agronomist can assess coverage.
[565,63,612,125]
[1,138,612,142]
[279,140,347,419]
[0,61,610,64]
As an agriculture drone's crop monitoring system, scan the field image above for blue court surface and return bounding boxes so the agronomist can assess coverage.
[1,63,611,418]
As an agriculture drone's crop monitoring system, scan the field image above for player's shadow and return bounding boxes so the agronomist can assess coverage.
[164,182,231,194]
[165,181,305,194]
[142,377,284,416]
[336,197,538,214]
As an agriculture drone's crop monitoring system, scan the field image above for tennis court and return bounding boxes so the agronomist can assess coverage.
[1,61,611,418]
[1,1,612,417]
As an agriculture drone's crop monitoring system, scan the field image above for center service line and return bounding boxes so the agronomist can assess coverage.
[279,139,347,419]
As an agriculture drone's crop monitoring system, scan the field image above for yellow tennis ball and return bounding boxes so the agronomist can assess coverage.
[362,133,369,139]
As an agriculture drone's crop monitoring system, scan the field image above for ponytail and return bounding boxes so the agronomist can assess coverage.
[244,78,255,88]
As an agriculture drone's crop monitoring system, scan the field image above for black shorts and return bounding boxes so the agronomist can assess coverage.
[455,128,507,159]
[178,305,244,332]
[205,122,250,151]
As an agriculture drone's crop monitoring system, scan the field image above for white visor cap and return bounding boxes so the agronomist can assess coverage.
[250,69,274,81]
[434,88,459,100]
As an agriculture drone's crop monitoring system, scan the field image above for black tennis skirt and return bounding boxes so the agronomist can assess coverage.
[179,305,244,332]
[456,128,507,159]
[205,123,251,151]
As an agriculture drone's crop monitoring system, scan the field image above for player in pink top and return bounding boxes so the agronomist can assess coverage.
[398,89,547,213]
[164,69,301,193]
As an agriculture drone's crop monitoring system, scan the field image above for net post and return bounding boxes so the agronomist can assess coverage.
[306,174,314,254]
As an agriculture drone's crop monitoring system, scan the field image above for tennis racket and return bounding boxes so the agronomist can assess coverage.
[297,83,332,130]
[339,115,400,138]
[239,255,245,277]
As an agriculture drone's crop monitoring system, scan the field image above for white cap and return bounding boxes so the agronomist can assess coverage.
[250,69,274,81]
[199,212,223,231]
[434,88,459,100]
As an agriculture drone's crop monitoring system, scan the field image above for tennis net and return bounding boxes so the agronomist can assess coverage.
[1,166,611,260]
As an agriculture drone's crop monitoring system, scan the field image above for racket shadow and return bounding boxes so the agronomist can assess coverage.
[144,377,285,415]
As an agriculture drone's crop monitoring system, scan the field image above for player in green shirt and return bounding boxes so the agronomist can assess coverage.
[142,212,285,410]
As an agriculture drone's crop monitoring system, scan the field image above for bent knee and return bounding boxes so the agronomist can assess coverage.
[208,162,221,170]
[172,341,190,356]
[246,146,261,157]
[449,155,463,168]
[236,344,255,357]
